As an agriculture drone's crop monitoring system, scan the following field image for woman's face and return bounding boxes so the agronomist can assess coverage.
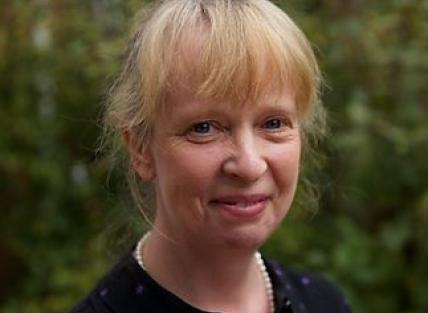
[134,84,301,250]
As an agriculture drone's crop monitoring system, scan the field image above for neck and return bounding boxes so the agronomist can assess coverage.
[138,231,271,313]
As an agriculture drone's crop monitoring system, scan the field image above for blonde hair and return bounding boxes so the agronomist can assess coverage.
[103,0,326,218]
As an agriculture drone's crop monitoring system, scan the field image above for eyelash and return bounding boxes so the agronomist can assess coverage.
[186,117,293,142]
[262,117,292,131]
[185,121,223,143]
[189,121,221,135]
[191,121,215,134]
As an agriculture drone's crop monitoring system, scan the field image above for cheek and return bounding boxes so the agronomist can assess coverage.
[155,146,222,198]
[271,142,301,190]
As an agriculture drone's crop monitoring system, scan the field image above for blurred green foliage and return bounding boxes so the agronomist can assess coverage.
[1,0,427,312]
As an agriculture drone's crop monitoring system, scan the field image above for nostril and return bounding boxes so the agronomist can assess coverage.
[221,138,267,182]
[222,157,267,182]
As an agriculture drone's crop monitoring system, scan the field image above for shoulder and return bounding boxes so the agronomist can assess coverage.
[69,254,141,313]
[69,251,208,313]
[69,298,108,313]
[265,258,351,313]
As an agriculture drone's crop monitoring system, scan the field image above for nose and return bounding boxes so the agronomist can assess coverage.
[222,134,267,183]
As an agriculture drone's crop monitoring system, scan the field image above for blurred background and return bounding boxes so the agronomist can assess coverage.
[1,0,427,312]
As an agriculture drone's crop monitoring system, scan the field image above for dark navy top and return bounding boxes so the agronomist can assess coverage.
[70,253,351,313]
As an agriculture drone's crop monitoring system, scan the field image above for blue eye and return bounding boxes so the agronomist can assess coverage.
[264,118,283,129]
[186,121,223,143]
[192,122,211,134]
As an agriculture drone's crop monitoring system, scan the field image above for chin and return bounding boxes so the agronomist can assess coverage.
[220,224,275,251]
[220,211,286,251]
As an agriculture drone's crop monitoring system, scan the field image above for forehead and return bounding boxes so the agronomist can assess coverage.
[164,23,292,111]
[163,76,297,120]
[162,29,297,119]
[131,0,318,134]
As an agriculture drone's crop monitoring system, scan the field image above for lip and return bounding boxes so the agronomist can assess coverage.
[209,194,270,220]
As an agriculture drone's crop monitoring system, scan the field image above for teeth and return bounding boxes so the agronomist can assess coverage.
[220,201,252,207]
[238,201,260,208]
[238,202,250,207]
[213,200,262,207]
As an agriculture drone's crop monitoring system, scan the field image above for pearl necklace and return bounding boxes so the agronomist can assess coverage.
[134,232,275,313]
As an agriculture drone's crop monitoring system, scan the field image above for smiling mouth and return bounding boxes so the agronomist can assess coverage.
[209,195,270,218]
[211,199,266,208]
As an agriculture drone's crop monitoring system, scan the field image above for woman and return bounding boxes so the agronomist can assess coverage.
[72,0,350,312]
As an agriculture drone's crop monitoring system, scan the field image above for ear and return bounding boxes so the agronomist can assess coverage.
[122,129,155,181]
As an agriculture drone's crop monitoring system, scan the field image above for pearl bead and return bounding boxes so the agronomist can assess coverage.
[135,232,275,313]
